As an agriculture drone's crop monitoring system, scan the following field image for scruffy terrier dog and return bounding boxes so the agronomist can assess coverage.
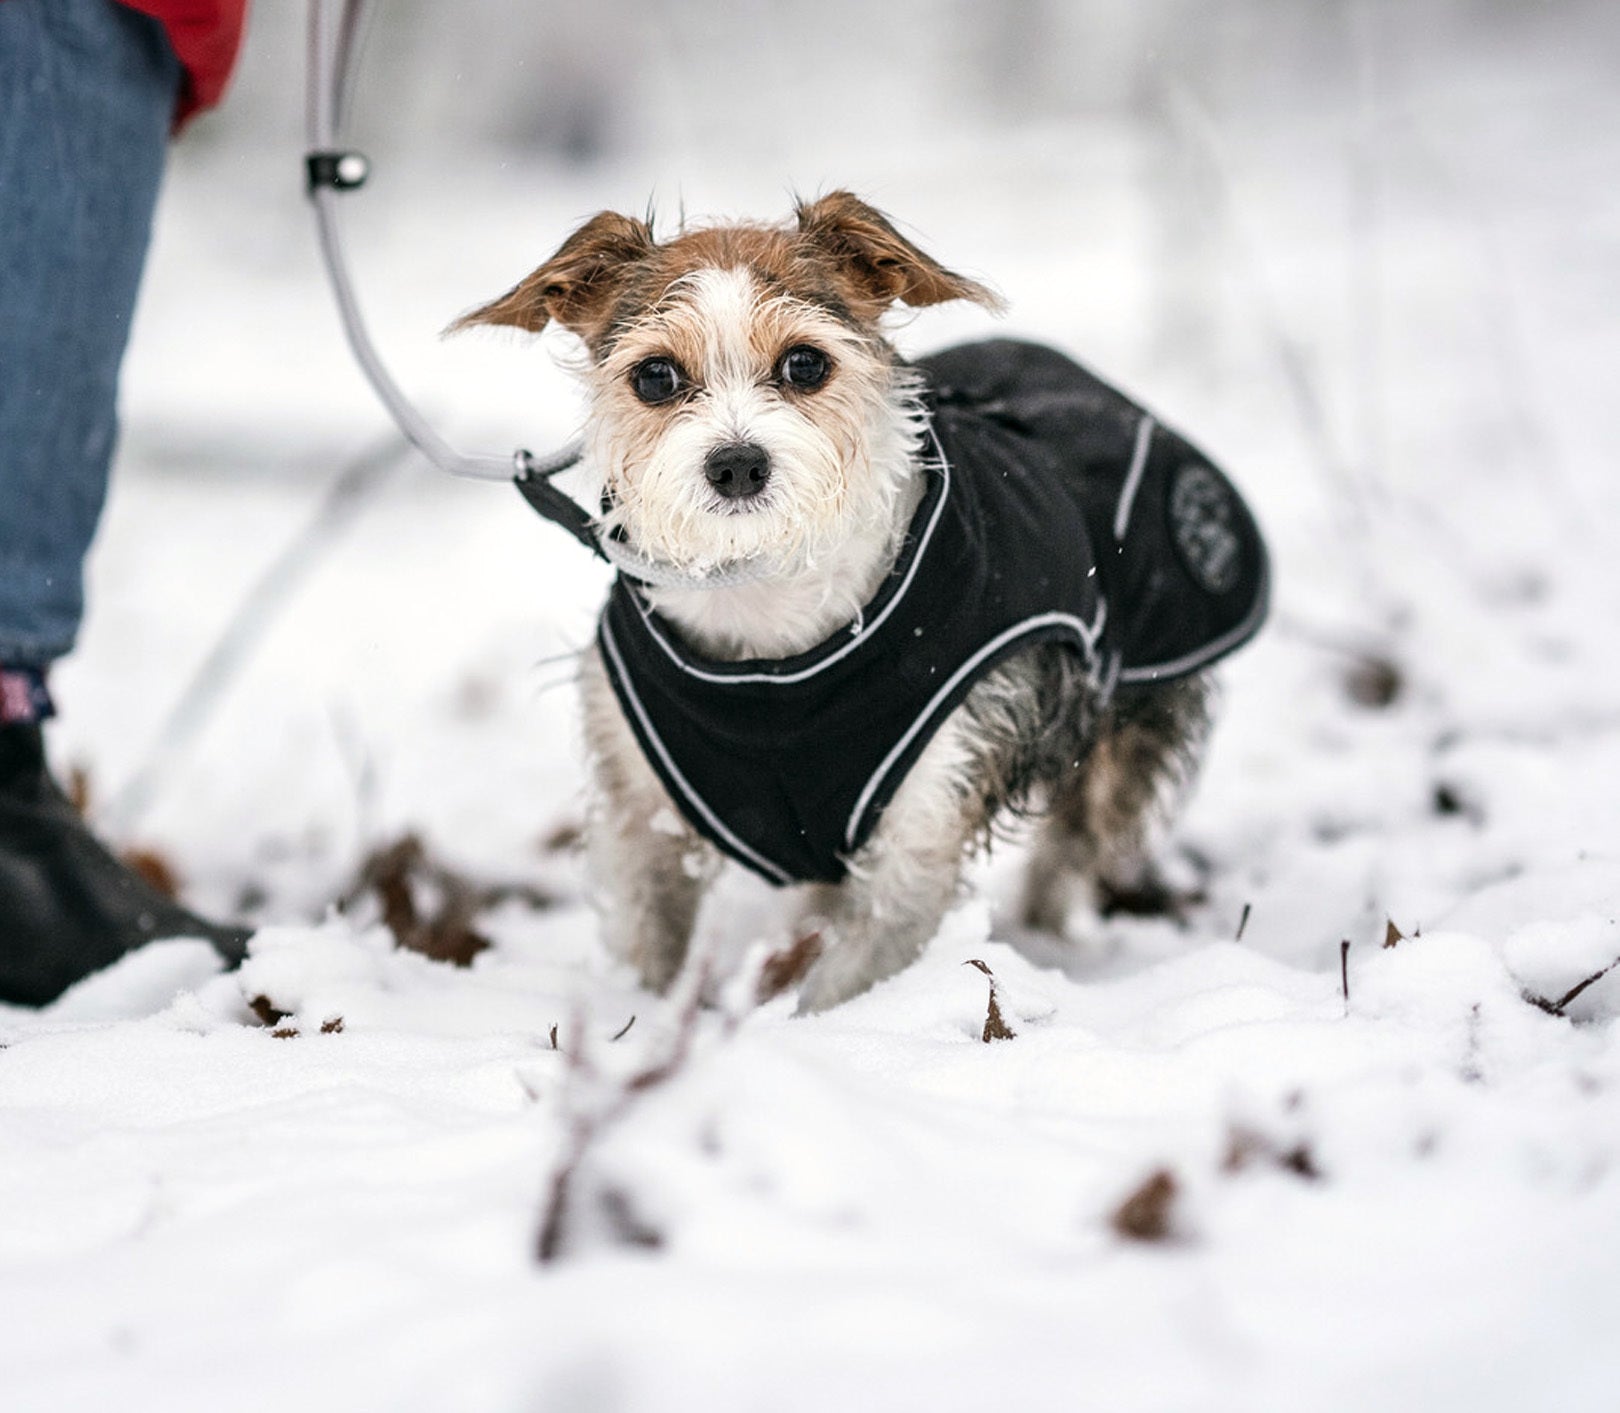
[454,193,1267,1011]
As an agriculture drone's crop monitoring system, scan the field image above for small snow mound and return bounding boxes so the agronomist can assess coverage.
[44,939,226,1023]
[236,918,393,1023]
[1352,930,1520,1024]
[1443,859,1620,1019]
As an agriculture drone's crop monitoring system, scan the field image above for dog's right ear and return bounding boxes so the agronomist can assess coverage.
[794,191,1002,320]
[446,211,654,343]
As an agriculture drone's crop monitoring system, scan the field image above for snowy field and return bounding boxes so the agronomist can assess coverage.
[5,3,1620,1409]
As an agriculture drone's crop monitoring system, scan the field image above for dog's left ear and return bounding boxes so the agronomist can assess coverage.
[795,191,1003,319]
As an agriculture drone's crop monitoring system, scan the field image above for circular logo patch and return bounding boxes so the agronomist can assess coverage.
[1168,462,1242,594]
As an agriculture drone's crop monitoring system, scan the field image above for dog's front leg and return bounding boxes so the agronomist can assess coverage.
[579,646,718,992]
[796,717,979,1013]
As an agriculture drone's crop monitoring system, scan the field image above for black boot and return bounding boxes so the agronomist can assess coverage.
[0,723,251,1006]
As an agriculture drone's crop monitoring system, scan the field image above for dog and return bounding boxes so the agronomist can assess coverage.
[452,192,1267,1011]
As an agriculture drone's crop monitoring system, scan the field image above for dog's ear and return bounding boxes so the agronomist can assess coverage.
[446,211,654,343]
[795,191,1002,319]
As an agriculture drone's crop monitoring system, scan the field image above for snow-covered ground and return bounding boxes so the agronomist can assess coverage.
[5,4,1620,1409]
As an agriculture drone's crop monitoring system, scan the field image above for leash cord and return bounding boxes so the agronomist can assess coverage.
[303,0,580,489]
[302,0,775,591]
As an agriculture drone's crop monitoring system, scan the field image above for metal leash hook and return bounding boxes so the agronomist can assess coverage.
[305,149,369,192]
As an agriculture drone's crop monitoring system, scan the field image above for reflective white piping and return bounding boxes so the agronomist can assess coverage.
[1112,414,1155,542]
[599,616,794,886]
[1093,646,1124,705]
[842,603,1107,851]
[633,428,954,687]
[1117,570,1269,684]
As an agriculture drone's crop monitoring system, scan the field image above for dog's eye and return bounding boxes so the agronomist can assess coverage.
[778,345,830,391]
[631,357,684,405]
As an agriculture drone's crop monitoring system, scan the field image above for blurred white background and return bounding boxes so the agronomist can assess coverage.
[67,0,1620,928]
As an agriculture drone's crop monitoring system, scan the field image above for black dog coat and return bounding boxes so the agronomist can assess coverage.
[598,339,1269,886]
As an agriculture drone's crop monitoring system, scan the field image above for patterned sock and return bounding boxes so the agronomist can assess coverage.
[0,666,55,726]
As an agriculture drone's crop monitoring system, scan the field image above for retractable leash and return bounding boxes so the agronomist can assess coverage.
[302,0,767,591]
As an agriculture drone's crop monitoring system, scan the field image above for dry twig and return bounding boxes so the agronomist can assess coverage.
[535,931,831,1263]
[1524,953,1620,1018]
[536,972,711,1264]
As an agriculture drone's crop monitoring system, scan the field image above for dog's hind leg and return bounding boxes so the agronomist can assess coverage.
[1020,673,1213,934]
[580,648,719,993]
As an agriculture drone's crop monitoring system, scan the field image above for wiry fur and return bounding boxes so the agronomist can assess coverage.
[591,267,930,658]
[455,193,1213,1010]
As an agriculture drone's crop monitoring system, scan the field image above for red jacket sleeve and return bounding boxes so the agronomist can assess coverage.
[118,0,249,126]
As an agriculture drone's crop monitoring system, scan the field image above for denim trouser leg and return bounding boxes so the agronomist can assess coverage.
[0,0,179,669]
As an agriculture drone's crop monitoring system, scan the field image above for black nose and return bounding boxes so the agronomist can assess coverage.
[703,442,771,499]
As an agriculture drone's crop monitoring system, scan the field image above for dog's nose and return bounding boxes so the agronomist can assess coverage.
[703,442,771,499]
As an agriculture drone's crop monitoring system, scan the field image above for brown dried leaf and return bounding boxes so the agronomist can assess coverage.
[755,931,825,1004]
[1111,1169,1179,1242]
[361,834,422,940]
[249,995,290,1028]
[410,920,492,969]
[1344,653,1403,709]
[1223,1124,1321,1181]
[121,846,181,901]
[538,818,585,854]
[983,991,1016,1043]
[320,1017,344,1035]
[353,832,492,967]
[1383,918,1405,949]
[965,959,1016,1042]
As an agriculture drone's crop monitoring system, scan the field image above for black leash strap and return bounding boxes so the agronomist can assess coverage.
[513,450,605,561]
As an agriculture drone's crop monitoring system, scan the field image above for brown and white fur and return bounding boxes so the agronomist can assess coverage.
[453,193,1210,1011]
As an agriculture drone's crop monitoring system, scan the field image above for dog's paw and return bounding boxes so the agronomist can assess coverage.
[1094,873,1206,924]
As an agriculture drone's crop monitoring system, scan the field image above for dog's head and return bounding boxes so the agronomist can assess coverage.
[450,193,998,572]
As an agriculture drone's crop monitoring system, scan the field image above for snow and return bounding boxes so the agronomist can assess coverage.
[5,3,1620,1409]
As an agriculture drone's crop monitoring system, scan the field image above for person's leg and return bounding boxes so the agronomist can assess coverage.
[0,0,248,1005]
[0,0,179,668]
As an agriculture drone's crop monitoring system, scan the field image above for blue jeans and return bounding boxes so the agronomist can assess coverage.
[0,0,178,669]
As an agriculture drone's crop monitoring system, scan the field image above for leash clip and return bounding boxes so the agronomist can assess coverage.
[305,149,371,193]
